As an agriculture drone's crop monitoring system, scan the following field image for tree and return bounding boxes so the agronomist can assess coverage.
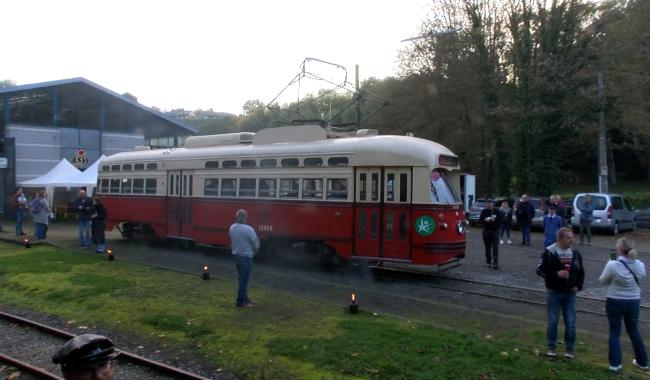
[0,79,16,88]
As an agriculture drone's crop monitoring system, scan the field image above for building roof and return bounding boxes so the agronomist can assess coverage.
[0,77,197,136]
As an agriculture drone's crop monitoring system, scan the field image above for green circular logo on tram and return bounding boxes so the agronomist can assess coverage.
[415,215,435,236]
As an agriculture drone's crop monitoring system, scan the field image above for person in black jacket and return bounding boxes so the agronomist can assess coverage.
[480,199,502,269]
[73,189,95,248]
[91,197,107,254]
[516,194,535,246]
[536,227,585,359]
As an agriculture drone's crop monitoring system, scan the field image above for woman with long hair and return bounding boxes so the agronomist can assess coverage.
[599,237,648,372]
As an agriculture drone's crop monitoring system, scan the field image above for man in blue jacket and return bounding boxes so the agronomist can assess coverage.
[229,209,260,307]
[73,189,94,248]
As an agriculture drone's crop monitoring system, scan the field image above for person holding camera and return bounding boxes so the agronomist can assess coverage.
[536,227,585,359]
[599,237,648,373]
[480,199,502,269]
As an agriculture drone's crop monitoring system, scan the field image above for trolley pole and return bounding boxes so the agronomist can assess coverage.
[597,70,608,193]
[355,64,360,128]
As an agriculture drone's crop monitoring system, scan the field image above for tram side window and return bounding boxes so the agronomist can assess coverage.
[239,178,256,197]
[281,158,299,168]
[386,174,395,201]
[133,179,144,194]
[400,173,408,202]
[102,165,109,172]
[134,163,145,171]
[204,178,219,196]
[241,160,256,168]
[223,160,237,169]
[146,163,157,170]
[259,178,277,198]
[111,165,120,171]
[280,178,299,198]
[145,179,157,194]
[302,178,323,199]
[221,178,237,197]
[122,178,132,194]
[205,161,219,169]
[359,174,367,201]
[328,157,348,166]
[304,158,323,167]
[327,179,348,200]
[110,179,120,193]
[100,179,109,193]
[371,173,379,201]
[260,159,277,168]
[122,164,132,171]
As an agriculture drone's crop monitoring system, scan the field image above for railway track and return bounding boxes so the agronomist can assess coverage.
[370,265,650,323]
[0,310,213,380]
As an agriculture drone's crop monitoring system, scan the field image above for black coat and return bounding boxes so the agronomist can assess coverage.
[536,246,585,293]
[480,207,502,232]
[516,201,535,224]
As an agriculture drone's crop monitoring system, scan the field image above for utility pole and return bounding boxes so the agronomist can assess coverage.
[597,67,608,193]
[355,64,360,128]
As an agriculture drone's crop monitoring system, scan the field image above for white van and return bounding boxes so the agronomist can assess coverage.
[571,193,637,235]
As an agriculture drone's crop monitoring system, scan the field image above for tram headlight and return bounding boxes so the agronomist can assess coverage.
[456,221,466,235]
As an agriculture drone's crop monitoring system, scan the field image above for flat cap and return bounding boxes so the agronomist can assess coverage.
[52,334,117,369]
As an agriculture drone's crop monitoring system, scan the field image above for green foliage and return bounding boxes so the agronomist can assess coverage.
[0,79,16,88]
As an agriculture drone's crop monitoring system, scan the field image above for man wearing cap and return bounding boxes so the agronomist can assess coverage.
[479,199,502,269]
[52,334,117,380]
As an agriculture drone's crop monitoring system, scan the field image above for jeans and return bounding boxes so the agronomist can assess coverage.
[35,223,47,240]
[15,208,24,236]
[482,230,499,265]
[606,298,648,367]
[78,220,92,247]
[547,289,576,352]
[500,223,510,239]
[579,220,592,243]
[521,222,531,245]
[235,255,253,306]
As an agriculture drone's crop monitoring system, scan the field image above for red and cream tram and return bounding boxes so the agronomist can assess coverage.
[97,124,466,267]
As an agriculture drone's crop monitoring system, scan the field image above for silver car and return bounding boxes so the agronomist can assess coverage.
[571,193,637,235]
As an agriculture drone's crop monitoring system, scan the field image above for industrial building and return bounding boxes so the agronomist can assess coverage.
[0,77,196,218]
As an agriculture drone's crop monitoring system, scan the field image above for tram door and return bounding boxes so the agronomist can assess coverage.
[382,168,411,259]
[166,171,194,237]
[354,168,381,257]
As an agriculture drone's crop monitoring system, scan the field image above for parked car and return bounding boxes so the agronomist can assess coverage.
[512,196,545,229]
[636,208,650,229]
[571,193,637,235]
[468,198,487,225]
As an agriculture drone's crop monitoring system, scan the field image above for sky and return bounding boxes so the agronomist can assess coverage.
[1,0,431,115]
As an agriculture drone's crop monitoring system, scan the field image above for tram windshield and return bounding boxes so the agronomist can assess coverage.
[430,169,460,204]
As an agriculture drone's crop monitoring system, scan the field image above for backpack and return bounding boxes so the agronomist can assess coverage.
[29,199,43,214]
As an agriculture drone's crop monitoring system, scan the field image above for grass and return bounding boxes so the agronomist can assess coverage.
[0,241,645,379]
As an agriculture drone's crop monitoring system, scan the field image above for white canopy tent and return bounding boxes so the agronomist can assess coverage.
[18,156,105,206]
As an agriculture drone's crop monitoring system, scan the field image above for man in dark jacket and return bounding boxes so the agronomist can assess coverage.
[479,199,502,269]
[516,194,535,246]
[536,227,585,359]
[73,189,95,248]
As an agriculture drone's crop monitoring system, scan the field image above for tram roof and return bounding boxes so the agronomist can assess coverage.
[102,132,459,170]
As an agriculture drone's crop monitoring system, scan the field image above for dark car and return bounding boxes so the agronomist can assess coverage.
[467,198,487,225]
[512,196,545,229]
